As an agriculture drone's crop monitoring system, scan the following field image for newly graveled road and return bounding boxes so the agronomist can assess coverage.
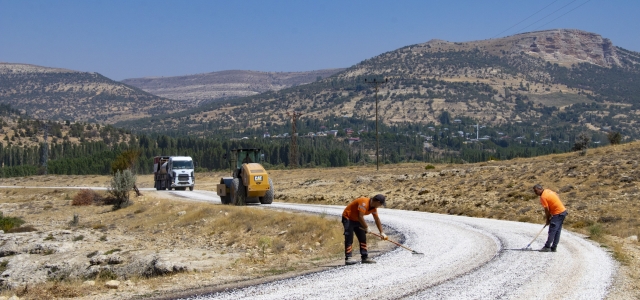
[166,190,616,300]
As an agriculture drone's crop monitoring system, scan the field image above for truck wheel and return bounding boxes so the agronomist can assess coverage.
[259,178,274,204]
[189,186,194,191]
[231,178,246,206]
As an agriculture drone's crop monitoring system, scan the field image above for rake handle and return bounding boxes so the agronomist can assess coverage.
[526,224,548,248]
[369,231,419,253]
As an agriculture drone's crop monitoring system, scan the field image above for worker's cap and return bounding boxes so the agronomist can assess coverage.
[372,194,386,206]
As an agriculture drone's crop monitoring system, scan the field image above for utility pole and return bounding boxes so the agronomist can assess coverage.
[287,111,303,168]
[41,124,48,175]
[365,77,388,171]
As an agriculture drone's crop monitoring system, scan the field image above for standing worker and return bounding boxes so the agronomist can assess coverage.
[342,194,388,265]
[533,184,568,252]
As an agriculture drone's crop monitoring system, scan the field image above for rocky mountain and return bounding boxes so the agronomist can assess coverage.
[416,29,621,68]
[117,29,640,141]
[121,69,345,105]
[0,63,186,123]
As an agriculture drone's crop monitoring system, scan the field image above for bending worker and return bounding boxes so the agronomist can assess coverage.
[342,194,388,265]
[533,184,568,252]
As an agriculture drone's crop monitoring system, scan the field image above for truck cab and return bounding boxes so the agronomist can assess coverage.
[154,156,195,191]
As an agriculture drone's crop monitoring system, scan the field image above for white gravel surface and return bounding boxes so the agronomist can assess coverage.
[4,186,614,299]
[165,191,616,300]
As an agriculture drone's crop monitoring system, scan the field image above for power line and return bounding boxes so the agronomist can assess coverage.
[531,0,593,32]
[491,0,561,39]
[512,0,580,35]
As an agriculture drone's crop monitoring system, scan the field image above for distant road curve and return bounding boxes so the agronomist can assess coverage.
[4,187,615,299]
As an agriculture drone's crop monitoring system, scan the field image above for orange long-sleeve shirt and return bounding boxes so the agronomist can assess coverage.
[540,189,566,215]
[342,197,378,221]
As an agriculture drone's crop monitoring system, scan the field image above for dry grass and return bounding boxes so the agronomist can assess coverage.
[12,280,97,300]
[0,187,347,299]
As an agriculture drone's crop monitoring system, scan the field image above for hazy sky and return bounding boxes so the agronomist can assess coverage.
[1,0,637,80]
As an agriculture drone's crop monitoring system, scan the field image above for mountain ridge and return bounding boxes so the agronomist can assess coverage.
[0,63,185,123]
[121,68,345,105]
[116,29,640,141]
[3,29,640,142]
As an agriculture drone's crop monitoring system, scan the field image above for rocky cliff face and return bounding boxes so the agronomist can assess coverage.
[511,29,621,67]
[419,29,622,68]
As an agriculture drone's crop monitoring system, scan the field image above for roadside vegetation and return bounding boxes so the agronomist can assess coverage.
[0,187,345,299]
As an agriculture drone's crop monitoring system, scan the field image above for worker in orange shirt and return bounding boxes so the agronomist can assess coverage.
[533,184,568,252]
[342,194,388,265]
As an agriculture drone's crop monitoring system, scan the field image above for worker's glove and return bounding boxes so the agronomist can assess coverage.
[364,227,371,234]
[381,233,388,240]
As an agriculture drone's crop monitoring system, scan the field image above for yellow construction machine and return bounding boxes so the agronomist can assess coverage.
[217,148,274,205]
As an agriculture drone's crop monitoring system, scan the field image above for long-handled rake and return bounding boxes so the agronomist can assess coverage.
[523,224,547,250]
[370,232,424,255]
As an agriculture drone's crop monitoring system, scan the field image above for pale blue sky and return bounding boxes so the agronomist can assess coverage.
[1,0,636,80]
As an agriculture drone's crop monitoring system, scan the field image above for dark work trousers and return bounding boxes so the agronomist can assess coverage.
[545,210,568,249]
[342,217,368,259]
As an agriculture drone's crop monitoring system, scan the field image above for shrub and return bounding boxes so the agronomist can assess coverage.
[69,214,79,227]
[109,169,136,210]
[0,260,8,273]
[72,189,102,206]
[97,269,117,280]
[425,164,435,170]
[111,150,141,174]
[588,223,604,239]
[258,236,272,259]
[572,133,590,155]
[104,248,121,255]
[0,211,26,232]
[607,131,622,145]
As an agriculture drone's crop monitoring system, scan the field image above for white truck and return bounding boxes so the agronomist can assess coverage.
[153,156,195,191]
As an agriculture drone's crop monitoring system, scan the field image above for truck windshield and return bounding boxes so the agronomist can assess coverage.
[173,160,193,169]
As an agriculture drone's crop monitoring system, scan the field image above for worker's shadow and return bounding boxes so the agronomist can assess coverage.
[504,248,539,252]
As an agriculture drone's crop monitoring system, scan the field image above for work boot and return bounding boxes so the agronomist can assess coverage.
[539,247,552,252]
[345,257,357,265]
[361,257,376,264]
[551,247,557,252]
